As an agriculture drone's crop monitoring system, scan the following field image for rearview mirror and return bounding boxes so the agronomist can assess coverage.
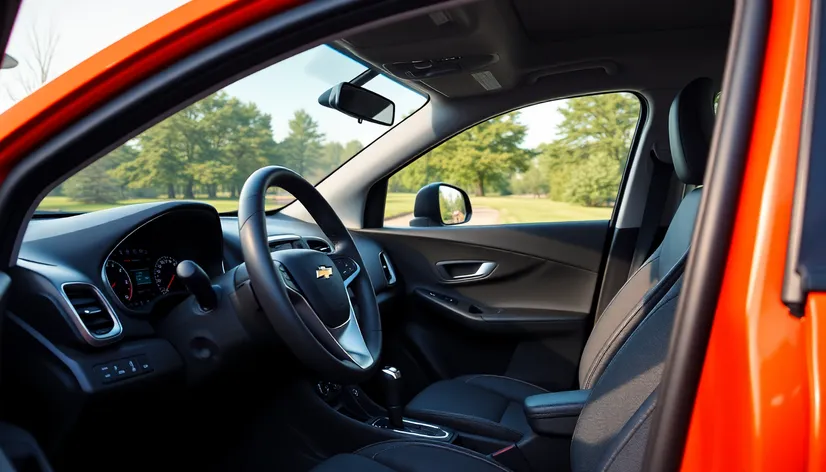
[318,82,395,126]
[409,183,472,227]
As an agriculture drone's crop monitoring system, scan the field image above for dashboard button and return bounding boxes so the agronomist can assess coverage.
[111,361,130,379]
[137,356,153,373]
[94,364,115,384]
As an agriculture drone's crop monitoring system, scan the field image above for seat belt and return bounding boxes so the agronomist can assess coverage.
[628,150,672,276]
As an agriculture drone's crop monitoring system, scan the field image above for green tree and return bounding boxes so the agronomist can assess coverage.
[64,160,121,204]
[538,93,639,206]
[343,140,363,159]
[436,112,532,196]
[193,93,273,197]
[280,109,324,179]
[112,119,190,199]
[390,152,446,193]
[511,163,548,197]
[554,93,640,164]
[563,153,621,206]
[322,142,347,171]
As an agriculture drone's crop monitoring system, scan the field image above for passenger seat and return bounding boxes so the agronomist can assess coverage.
[403,77,716,443]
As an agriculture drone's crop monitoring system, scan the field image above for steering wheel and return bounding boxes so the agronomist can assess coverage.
[237,166,382,381]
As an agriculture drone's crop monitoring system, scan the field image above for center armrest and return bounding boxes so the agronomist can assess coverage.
[523,389,591,436]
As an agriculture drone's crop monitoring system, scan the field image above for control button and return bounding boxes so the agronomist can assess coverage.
[111,361,130,379]
[334,258,357,279]
[137,356,153,373]
[126,359,139,375]
[94,364,114,384]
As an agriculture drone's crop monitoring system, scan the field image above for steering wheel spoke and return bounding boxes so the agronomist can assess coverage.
[281,262,373,369]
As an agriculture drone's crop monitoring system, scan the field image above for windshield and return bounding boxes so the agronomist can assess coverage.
[30,45,426,214]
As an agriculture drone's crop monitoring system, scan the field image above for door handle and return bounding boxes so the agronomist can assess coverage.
[435,260,497,282]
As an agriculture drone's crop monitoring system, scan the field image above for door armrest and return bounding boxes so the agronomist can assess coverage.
[523,389,591,436]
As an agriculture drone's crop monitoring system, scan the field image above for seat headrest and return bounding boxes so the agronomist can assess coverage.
[668,78,716,185]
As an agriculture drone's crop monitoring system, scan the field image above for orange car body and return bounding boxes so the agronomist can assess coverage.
[0,0,819,470]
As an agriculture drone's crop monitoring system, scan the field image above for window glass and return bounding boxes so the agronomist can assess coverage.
[384,92,641,226]
[34,45,427,214]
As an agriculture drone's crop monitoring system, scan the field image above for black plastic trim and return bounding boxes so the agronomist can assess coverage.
[643,0,771,470]
[587,93,649,328]
[783,0,824,316]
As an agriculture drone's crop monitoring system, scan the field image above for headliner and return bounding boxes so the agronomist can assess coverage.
[336,0,734,99]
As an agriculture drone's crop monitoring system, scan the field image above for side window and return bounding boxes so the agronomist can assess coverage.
[384,92,642,227]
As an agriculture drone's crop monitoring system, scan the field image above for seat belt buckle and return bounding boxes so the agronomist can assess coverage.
[490,444,531,472]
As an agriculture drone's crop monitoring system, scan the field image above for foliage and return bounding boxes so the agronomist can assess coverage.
[510,161,548,197]
[60,88,639,210]
[64,160,121,204]
[389,93,638,208]
[280,109,325,179]
[65,93,364,204]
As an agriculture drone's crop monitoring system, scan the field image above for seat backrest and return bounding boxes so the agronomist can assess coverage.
[570,77,716,471]
[577,77,715,389]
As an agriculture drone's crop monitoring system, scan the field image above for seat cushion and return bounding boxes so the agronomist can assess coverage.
[313,440,509,472]
[405,375,546,441]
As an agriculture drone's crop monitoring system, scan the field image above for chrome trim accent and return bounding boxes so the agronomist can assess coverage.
[381,366,402,380]
[304,235,333,252]
[378,251,397,285]
[60,282,123,346]
[435,260,497,282]
[369,417,450,439]
[267,234,302,245]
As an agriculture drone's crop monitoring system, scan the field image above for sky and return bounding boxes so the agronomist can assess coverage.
[0,0,564,149]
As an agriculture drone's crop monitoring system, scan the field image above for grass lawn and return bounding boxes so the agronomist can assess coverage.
[385,193,418,219]
[384,193,611,224]
[474,196,612,223]
[37,196,287,214]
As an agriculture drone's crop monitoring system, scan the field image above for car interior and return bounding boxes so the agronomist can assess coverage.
[0,0,736,470]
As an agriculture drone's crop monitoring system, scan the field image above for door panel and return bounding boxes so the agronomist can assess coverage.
[359,220,608,395]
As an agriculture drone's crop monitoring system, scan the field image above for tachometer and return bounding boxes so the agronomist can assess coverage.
[105,260,133,302]
[154,256,180,294]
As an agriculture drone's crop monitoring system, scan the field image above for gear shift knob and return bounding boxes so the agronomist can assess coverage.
[381,366,404,429]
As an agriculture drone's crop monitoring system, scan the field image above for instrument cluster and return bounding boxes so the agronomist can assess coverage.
[104,248,185,309]
[100,208,224,313]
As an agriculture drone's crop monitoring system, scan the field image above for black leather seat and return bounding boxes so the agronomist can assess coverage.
[314,260,686,471]
[397,77,717,446]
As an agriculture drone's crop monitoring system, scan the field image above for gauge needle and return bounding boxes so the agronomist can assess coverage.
[166,275,176,290]
[111,282,116,288]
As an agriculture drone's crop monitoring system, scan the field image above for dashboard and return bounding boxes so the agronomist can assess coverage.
[101,210,223,312]
[12,201,394,394]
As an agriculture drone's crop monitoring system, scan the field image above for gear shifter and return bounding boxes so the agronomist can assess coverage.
[381,366,404,429]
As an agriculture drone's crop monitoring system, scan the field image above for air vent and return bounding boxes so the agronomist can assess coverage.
[62,283,122,345]
[306,237,332,253]
[379,252,397,286]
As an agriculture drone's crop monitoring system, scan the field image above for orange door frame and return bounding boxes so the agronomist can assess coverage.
[681,0,812,469]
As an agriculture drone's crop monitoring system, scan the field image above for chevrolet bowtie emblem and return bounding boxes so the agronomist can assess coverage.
[316,265,333,279]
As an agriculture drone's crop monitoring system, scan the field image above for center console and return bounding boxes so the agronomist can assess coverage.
[313,368,589,472]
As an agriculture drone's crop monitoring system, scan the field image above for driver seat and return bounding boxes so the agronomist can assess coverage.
[311,78,714,471]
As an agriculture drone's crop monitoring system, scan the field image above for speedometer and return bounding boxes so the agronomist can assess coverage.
[105,260,133,303]
[154,256,180,294]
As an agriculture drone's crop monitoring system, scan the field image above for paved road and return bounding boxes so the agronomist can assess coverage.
[385,206,500,227]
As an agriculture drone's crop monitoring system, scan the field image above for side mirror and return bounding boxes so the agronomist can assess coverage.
[317,82,395,126]
[409,183,472,227]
